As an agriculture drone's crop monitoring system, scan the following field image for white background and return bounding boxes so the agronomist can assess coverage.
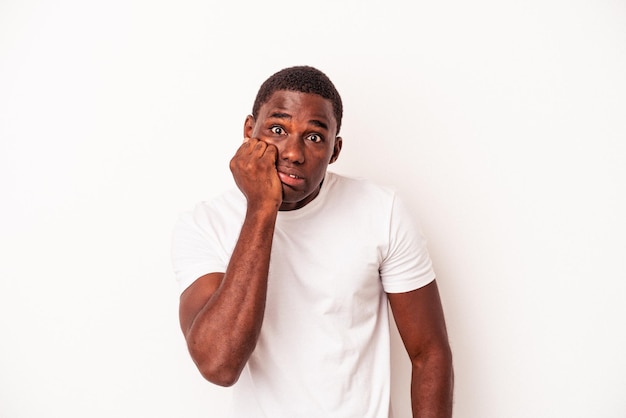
[1,1,625,417]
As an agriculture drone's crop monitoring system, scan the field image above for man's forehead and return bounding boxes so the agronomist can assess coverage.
[259,90,335,120]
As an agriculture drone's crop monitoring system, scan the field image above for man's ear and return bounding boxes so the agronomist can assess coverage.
[243,115,255,141]
[329,136,343,164]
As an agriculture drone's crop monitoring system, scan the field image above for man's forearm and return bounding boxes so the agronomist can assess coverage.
[185,204,278,386]
[411,349,454,418]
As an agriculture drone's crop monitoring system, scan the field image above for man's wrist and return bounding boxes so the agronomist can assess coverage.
[246,200,281,218]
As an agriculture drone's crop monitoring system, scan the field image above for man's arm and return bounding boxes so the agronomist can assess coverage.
[178,138,282,387]
[388,280,454,418]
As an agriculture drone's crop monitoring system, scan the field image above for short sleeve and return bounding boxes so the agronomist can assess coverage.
[380,194,436,293]
[170,206,228,294]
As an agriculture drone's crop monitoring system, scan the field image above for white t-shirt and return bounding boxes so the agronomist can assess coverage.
[171,172,436,418]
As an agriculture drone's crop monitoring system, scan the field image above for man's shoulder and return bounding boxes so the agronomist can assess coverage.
[196,187,245,211]
[325,171,396,200]
[179,187,246,228]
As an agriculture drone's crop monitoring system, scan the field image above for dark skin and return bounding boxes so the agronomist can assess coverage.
[179,90,453,416]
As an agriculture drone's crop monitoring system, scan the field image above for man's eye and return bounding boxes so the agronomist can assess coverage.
[270,126,285,135]
[307,134,322,143]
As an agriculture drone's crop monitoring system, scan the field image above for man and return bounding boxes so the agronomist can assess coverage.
[171,66,453,417]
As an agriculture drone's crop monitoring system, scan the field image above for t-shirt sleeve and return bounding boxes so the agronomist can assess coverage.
[380,194,436,293]
[170,206,228,294]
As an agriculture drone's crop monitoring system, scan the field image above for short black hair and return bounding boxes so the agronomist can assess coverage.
[252,66,343,134]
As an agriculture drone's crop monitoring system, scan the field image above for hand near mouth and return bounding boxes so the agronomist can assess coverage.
[230,137,282,210]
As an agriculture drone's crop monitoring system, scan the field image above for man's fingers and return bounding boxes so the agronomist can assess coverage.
[235,138,277,170]
[237,137,261,156]
[245,139,277,162]
[263,143,278,162]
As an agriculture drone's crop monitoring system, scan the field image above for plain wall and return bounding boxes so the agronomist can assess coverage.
[1,1,625,417]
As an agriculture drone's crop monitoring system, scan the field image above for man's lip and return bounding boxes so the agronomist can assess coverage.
[277,169,305,187]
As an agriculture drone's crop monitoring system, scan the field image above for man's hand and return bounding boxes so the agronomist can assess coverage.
[230,138,282,209]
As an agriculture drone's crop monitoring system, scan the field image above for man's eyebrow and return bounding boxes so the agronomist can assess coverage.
[268,112,291,120]
[309,119,329,131]
[267,112,329,131]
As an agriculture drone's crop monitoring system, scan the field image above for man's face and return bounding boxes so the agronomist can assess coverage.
[244,90,342,211]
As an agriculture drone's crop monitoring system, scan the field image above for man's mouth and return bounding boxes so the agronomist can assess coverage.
[278,171,305,187]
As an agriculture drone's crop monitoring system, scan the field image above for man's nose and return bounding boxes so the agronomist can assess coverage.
[279,135,305,164]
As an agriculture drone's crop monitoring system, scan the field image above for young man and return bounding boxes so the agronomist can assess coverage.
[171,66,453,417]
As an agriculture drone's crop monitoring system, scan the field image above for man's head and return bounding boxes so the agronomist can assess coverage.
[252,66,343,135]
[244,66,343,211]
